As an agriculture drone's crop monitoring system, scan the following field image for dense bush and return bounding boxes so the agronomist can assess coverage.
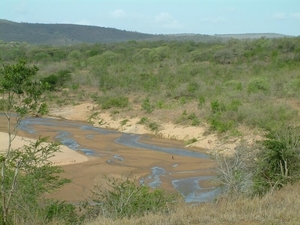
[252,126,300,196]
[94,95,129,109]
[41,70,72,91]
[44,200,83,224]
[88,176,177,219]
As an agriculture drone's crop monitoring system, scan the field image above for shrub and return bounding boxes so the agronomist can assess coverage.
[185,138,197,145]
[96,95,129,109]
[120,119,129,126]
[215,144,255,195]
[252,126,300,196]
[138,117,149,125]
[142,97,154,113]
[214,49,235,64]
[209,114,234,133]
[148,122,159,132]
[156,99,165,109]
[41,70,72,91]
[176,111,200,126]
[247,77,270,94]
[187,113,201,126]
[44,200,82,224]
[227,99,242,112]
[197,95,206,108]
[89,176,177,219]
[211,100,226,113]
[41,74,58,91]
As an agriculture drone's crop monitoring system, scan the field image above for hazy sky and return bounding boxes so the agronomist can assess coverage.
[1,0,300,36]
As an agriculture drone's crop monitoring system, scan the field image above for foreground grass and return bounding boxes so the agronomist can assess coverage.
[86,183,300,225]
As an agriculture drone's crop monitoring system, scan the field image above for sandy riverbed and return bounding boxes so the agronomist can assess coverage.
[0,132,89,166]
[0,102,259,202]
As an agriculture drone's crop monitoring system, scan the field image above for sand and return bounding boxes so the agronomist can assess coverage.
[0,132,89,166]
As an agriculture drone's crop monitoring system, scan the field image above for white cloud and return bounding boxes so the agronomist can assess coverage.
[272,12,300,20]
[272,12,286,20]
[74,20,92,26]
[110,9,127,19]
[291,12,300,19]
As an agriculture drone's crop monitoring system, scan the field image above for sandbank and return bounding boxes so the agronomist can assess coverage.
[0,132,89,166]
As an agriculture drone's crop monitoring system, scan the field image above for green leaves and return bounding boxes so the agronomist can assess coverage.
[252,126,300,196]
[0,61,48,117]
[90,176,177,219]
[0,61,69,224]
[0,60,38,93]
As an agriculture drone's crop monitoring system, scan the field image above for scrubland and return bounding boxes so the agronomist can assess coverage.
[1,37,300,224]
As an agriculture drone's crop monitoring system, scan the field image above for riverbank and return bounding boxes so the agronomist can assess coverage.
[49,102,261,156]
[0,131,89,166]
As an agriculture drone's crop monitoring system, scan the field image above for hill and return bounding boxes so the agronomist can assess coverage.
[0,19,291,45]
[0,19,157,45]
[214,33,293,39]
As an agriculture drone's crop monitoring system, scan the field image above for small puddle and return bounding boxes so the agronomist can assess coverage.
[172,176,221,203]
[56,131,95,155]
[143,166,220,202]
[147,167,166,188]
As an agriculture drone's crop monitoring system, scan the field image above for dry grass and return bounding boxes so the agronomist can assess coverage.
[86,182,300,225]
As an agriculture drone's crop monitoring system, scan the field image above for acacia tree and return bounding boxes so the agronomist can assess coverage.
[0,61,69,224]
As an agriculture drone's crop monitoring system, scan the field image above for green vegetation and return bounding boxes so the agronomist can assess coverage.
[41,70,71,91]
[216,125,300,200]
[0,35,300,224]
[176,110,201,126]
[137,117,160,132]
[85,177,176,220]
[252,126,300,196]
[0,61,70,224]
[185,137,198,145]
[93,95,129,109]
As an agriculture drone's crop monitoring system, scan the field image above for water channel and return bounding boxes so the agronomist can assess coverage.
[3,116,220,202]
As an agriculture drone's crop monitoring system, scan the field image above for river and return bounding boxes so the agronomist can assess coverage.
[1,115,220,203]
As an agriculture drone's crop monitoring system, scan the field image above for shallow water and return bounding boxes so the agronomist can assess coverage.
[6,116,219,202]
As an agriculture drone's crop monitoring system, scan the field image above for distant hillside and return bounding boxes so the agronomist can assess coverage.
[0,19,292,45]
[0,19,156,45]
[214,33,292,39]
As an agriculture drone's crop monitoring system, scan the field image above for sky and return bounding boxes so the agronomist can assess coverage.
[1,0,300,36]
